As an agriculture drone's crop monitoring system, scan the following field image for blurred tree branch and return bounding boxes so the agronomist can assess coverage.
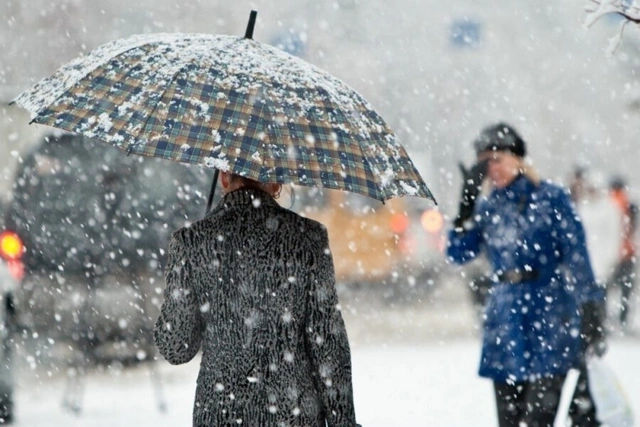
[586,0,640,24]
[585,0,640,54]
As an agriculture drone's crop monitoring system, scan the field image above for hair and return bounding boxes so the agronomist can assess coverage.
[519,158,541,186]
[227,173,282,198]
[228,173,255,185]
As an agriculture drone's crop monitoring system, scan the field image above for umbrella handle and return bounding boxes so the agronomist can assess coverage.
[205,169,220,216]
[244,10,257,39]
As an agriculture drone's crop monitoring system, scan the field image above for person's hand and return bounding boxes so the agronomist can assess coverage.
[454,160,488,230]
[581,300,607,357]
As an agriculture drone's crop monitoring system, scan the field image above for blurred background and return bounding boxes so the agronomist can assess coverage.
[3,0,640,203]
[1,0,639,426]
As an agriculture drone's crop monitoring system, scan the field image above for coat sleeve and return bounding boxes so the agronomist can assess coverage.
[446,227,484,264]
[304,225,358,427]
[553,189,605,304]
[154,229,204,365]
[446,199,485,265]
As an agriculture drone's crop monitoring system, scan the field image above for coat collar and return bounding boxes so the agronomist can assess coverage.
[492,174,535,201]
[217,187,281,211]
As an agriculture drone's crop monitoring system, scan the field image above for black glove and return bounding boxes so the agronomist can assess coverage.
[454,160,488,230]
[581,300,607,357]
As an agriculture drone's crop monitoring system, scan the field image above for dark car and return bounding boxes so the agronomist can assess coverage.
[2,133,214,366]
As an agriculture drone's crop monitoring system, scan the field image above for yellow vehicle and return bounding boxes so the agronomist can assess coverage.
[283,187,445,290]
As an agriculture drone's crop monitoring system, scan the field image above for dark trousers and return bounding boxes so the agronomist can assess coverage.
[494,368,599,427]
[609,258,636,326]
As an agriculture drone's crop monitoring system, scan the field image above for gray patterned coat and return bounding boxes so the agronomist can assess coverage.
[154,188,358,427]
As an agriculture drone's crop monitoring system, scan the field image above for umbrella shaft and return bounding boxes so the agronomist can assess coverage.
[244,11,257,39]
[206,169,220,215]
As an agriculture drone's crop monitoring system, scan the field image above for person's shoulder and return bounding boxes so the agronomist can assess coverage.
[295,216,330,257]
[169,219,212,247]
[274,206,328,238]
[536,180,571,201]
[168,225,192,245]
[299,215,328,238]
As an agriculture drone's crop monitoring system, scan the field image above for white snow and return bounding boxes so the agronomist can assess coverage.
[10,31,433,203]
[12,338,640,427]
[202,156,230,171]
[11,279,640,427]
[12,33,382,137]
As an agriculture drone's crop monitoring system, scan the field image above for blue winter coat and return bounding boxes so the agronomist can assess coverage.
[447,175,605,382]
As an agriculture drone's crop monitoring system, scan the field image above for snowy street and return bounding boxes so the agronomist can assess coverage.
[11,282,640,427]
[13,338,640,426]
[4,1,640,426]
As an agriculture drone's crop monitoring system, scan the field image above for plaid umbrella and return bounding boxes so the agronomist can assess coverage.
[12,11,435,209]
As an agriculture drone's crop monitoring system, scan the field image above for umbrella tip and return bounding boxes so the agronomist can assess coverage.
[244,10,258,39]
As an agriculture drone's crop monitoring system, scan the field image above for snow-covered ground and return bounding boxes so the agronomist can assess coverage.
[13,338,640,427]
[11,281,640,426]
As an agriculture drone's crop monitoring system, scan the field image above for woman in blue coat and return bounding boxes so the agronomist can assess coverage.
[447,123,606,427]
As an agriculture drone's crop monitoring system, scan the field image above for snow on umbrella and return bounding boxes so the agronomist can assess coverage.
[12,11,436,210]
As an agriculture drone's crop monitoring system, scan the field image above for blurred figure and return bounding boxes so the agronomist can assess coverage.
[568,166,588,204]
[568,168,621,289]
[154,172,360,427]
[608,176,638,331]
[447,123,606,427]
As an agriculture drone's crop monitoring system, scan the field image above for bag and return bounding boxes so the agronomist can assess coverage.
[588,357,634,427]
[554,369,581,427]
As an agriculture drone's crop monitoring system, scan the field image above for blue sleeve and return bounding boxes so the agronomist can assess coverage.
[446,225,483,265]
[553,188,605,304]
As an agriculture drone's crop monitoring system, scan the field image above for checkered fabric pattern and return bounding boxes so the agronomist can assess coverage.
[14,33,434,203]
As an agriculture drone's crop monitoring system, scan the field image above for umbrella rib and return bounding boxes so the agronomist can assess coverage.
[25,37,176,120]
[258,83,385,200]
[131,61,194,154]
[131,37,246,157]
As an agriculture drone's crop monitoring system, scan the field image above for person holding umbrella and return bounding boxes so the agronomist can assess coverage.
[11,11,434,426]
[154,170,360,427]
[446,123,606,427]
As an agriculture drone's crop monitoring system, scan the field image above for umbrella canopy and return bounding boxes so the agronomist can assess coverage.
[13,12,435,206]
